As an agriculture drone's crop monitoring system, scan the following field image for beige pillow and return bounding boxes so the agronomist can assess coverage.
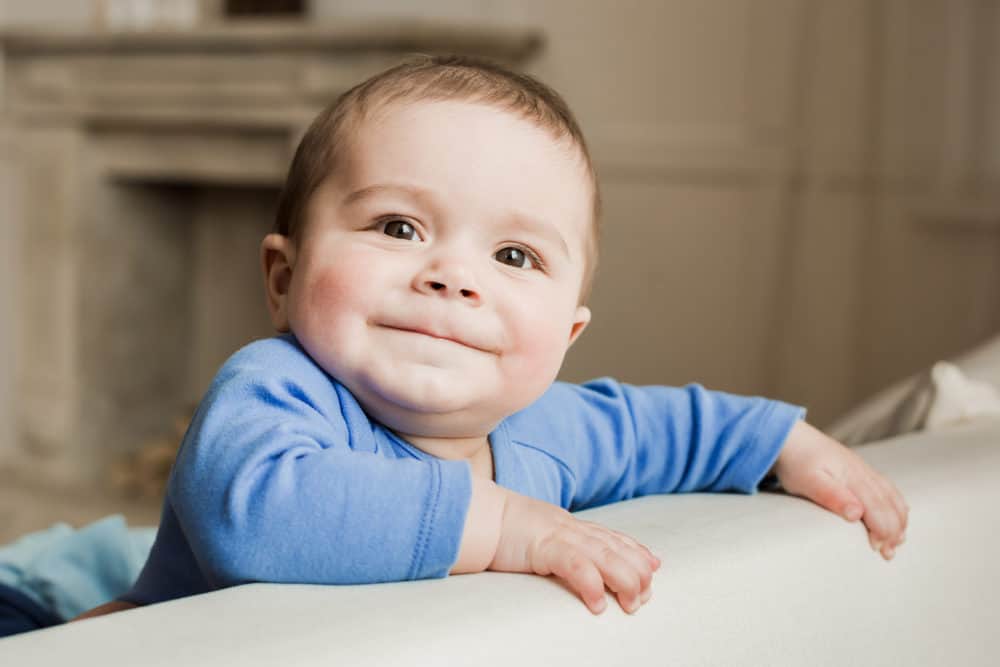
[827,333,1000,446]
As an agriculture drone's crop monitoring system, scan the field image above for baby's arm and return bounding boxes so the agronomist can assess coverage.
[770,420,909,560]
[117,338,487,602]
[452,476,660,616]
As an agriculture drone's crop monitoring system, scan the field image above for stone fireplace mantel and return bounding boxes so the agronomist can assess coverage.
[1,19,542,490]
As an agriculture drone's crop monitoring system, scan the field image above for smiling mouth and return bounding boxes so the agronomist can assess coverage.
[377,324,493,354]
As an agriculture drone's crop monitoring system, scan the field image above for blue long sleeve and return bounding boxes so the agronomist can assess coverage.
[504,379,806,511]
[123,337,805,606]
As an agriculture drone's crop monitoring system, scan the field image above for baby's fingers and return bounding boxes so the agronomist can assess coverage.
[551,541,646,615]
[885,479,910,537]
[805,469,864,522]
[591,544,645,614]
[550,553,609,615]
[852,473,905,559]
[603,526,662,570]
[586,528,657,609]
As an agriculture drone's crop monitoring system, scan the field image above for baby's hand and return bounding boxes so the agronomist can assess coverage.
[489,491,661,615]
[771,421,909,560]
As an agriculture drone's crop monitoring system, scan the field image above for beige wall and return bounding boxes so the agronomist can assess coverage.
[2,0,999,437]
[0,125,14,455]
[0,0,92,26]
[0,5,13,455]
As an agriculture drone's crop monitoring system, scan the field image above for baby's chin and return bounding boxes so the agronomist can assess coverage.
[348,374,514,438]
[362,395,502,439]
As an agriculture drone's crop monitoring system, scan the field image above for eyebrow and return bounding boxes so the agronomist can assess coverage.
[499,212,571,260]
[341,183,434,208]
[342,182,571,260]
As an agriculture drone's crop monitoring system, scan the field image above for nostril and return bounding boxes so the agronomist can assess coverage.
[423,281,475,298]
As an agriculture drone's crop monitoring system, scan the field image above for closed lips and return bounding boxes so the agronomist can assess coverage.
[377,323,494,354]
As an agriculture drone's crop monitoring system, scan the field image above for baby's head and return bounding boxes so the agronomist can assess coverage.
[261,54,601,438]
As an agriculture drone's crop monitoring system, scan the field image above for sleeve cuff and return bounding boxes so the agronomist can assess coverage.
[732,401,806,494]
[408,458,473,580]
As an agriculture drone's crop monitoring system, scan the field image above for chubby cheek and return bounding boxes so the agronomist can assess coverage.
[501,297,574,394]
[304,266,361,323]
[289,256,372,359]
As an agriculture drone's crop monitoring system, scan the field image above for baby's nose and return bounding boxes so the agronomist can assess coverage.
[414,261,482,304]
[425,280,478,300]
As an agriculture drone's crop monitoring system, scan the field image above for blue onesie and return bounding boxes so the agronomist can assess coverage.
[122,335,804,606]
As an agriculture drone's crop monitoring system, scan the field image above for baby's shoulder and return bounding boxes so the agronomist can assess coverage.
[218,334,324,382]
[224,333,309,366]
[506,378,625,438]
[191,335,364,441]
[522,377,626,413]
[206,335,345,409]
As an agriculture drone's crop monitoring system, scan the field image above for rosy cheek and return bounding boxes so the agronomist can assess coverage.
[294,258,369,335]
[504,303,569,376]
[305,268,351,316]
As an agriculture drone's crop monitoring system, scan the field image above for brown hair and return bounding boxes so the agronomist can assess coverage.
[273,53,601,302]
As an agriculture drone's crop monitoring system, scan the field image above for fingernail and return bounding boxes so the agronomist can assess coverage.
[844,505,863,521]
[627,600,639,614]
[885,547,895,559]
[595,598,607,614]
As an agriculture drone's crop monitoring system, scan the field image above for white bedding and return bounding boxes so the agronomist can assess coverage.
[2,418,997,666]
[829,332,1000,446]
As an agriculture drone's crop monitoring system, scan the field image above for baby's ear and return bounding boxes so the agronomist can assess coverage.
[260,233,296,333]
[568,305,591,347]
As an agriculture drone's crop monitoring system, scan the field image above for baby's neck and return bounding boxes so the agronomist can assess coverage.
[397,432,494,482]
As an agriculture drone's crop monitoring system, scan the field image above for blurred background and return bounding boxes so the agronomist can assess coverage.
[1,0,998,541]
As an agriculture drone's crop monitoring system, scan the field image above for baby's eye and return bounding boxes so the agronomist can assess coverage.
[381,218,421,241]
[494,246,541,270]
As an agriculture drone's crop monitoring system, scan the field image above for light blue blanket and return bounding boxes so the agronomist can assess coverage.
[0,515,154,620]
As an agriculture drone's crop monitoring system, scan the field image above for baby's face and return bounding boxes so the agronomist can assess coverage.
[277,100,592,437]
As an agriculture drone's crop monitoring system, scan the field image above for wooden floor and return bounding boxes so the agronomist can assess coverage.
[0,472,162,546]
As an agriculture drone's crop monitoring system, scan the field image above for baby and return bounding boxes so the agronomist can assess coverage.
[77,54,907,621]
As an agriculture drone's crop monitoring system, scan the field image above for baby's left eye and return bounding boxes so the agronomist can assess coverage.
[380,218,421,241]
[494,246,540,270]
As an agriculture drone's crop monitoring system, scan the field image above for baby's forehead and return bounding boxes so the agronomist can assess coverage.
[342,100,590,197]
[353,98,582,160]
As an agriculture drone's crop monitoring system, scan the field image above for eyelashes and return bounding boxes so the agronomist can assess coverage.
[380,218,420,241]
[373,215,548,273]
[495,245,545,271]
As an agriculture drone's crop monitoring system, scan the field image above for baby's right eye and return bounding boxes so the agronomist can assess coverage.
[380,218,421,241]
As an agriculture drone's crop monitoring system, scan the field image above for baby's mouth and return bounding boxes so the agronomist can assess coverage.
[375,323,495,354]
